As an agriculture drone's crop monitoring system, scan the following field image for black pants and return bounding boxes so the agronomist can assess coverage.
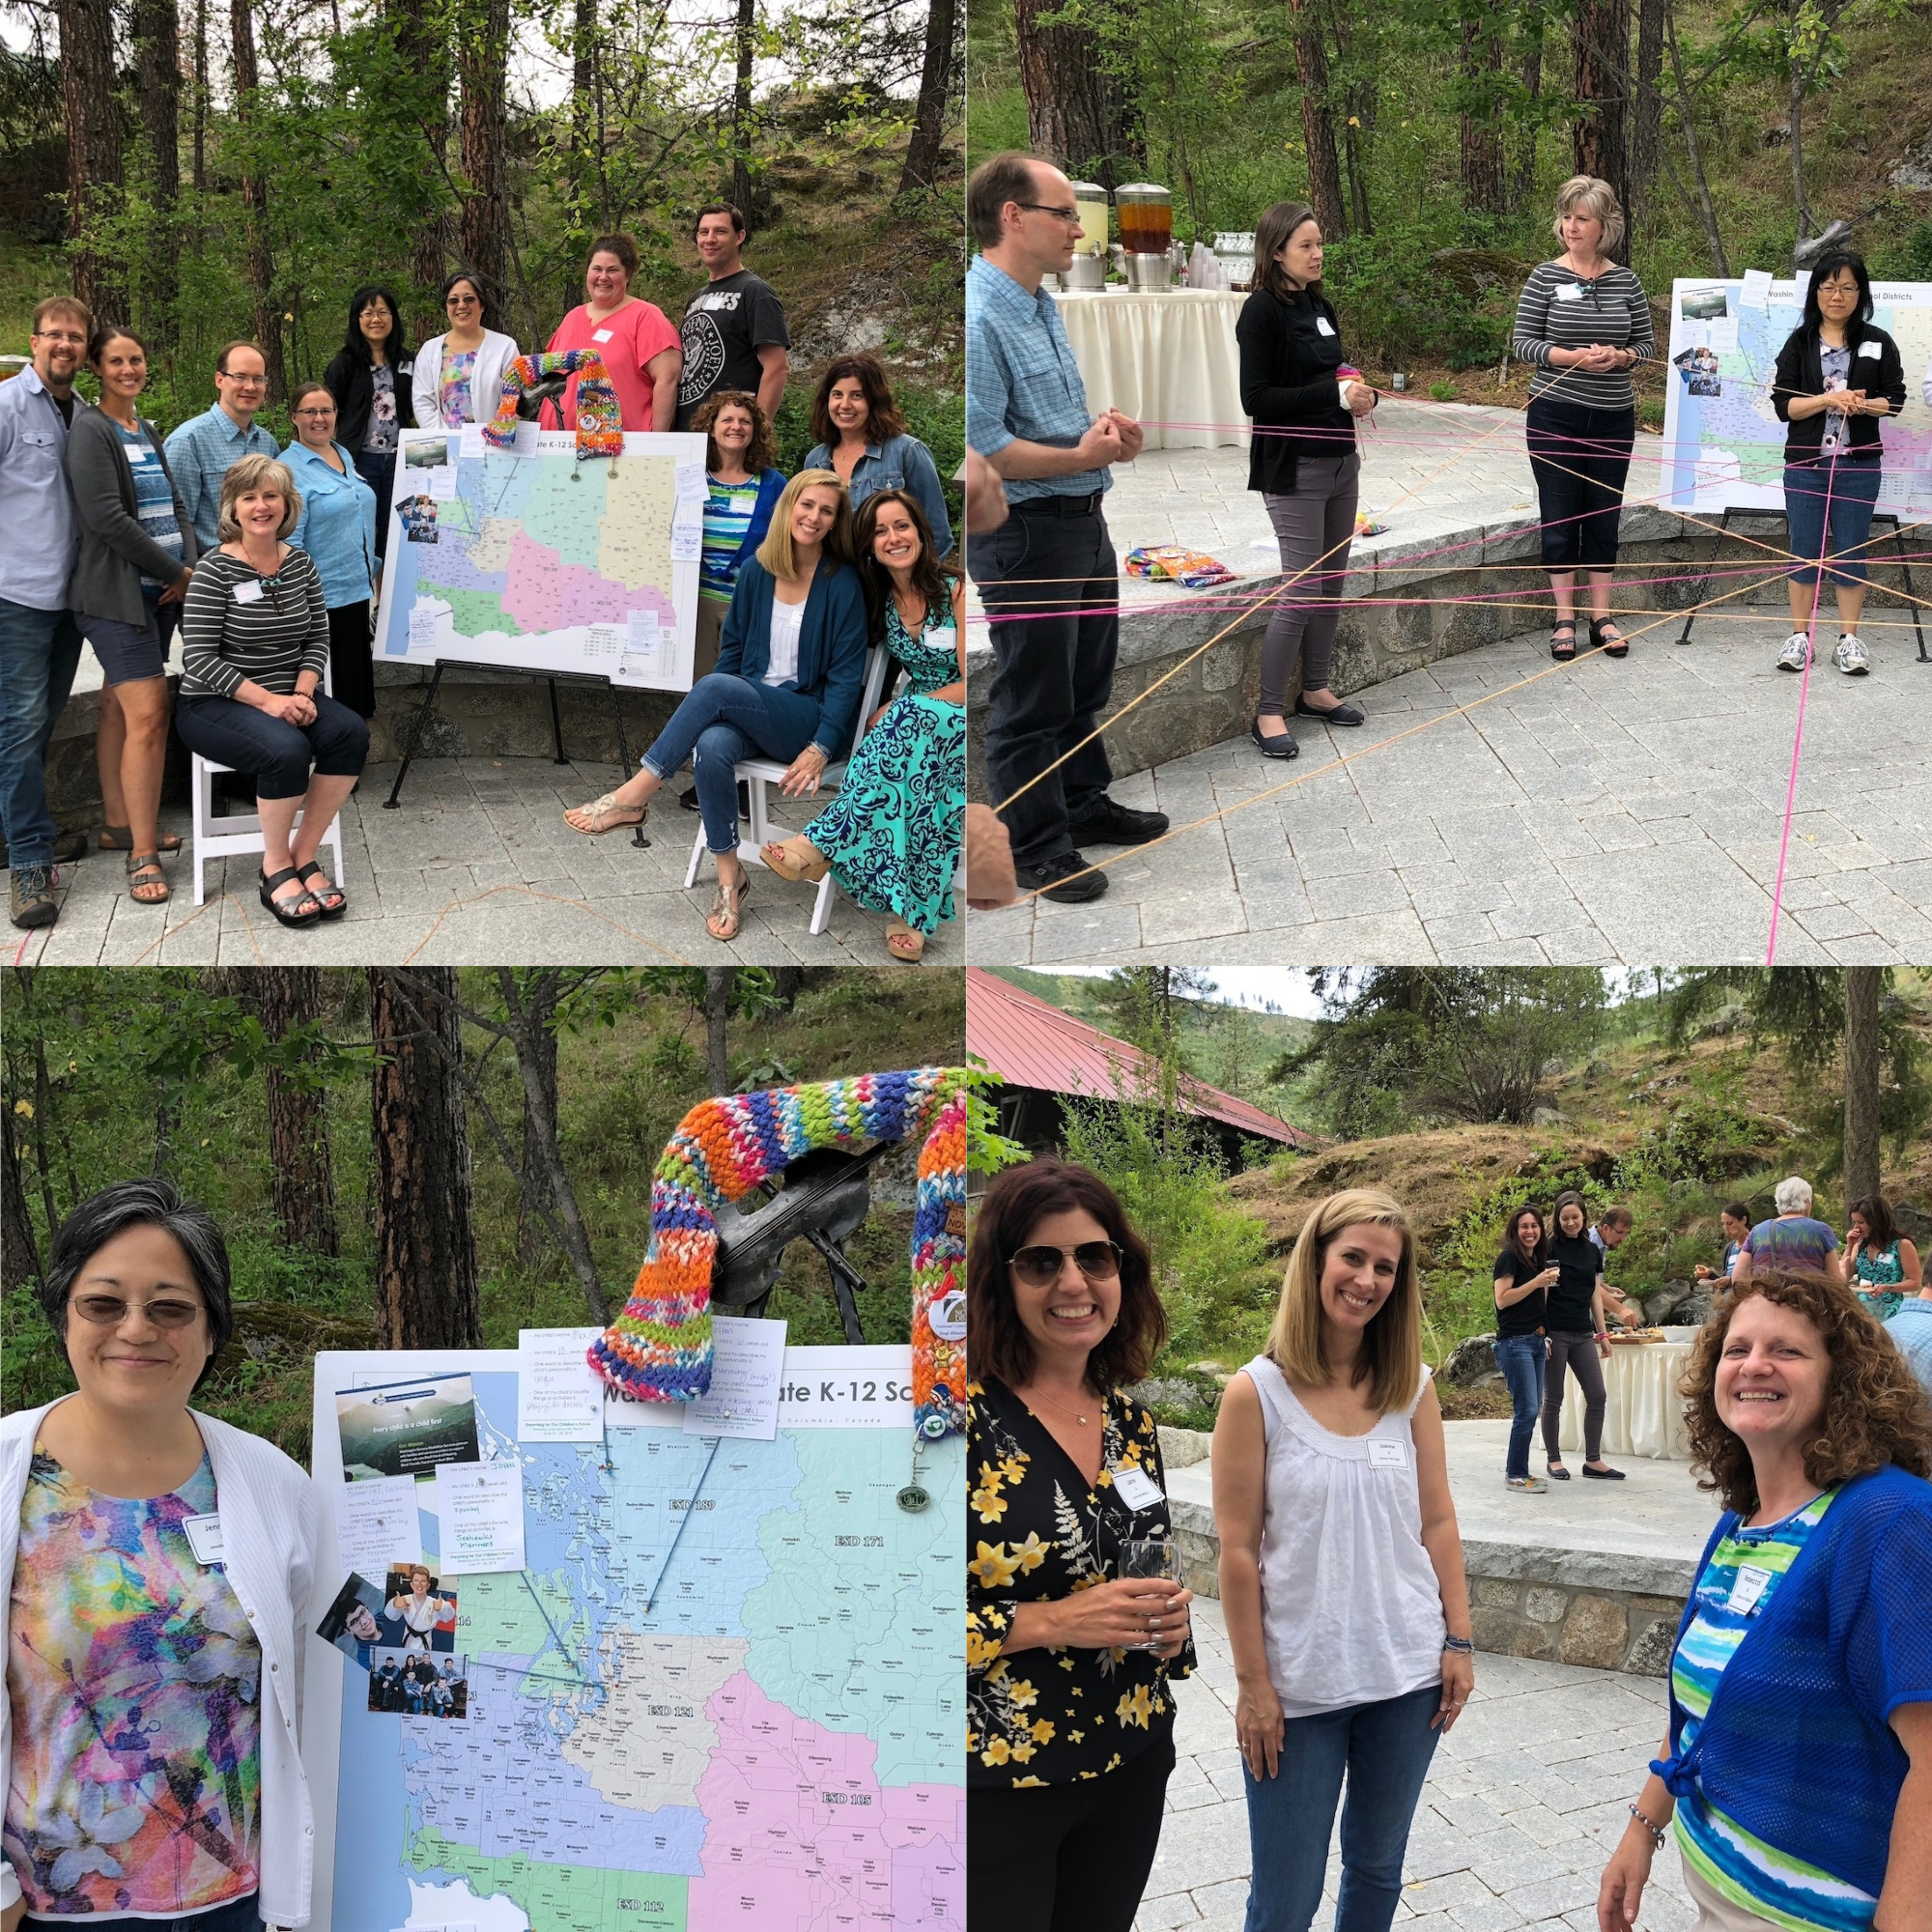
[1541,1330,1606,1463]
[969,497,1119,869]
[1524,399,1635,571]
[327,600,376,719]
[968,1735,1174,1932]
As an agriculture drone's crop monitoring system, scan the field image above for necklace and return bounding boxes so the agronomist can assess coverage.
[1026,1384,1100,1427]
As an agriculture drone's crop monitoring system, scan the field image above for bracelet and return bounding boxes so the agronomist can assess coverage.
[1629,1802,1667,1850]
[1442,1634,1474,1654]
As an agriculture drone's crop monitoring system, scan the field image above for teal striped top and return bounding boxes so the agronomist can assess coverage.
[699,477,760,607]
[1672,1489,1871,1932]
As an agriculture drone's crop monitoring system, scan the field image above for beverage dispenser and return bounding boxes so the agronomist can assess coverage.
[1064,181,1110,290]
[1116,183,1175,290]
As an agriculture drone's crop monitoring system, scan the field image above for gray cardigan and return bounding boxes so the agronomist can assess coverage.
[64,403,199,626]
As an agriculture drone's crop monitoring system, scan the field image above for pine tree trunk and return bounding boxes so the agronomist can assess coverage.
[369,969,480,1350]
[1287,0,1347,239]
[1510,30,1543,212]
[134,0,181,346]
[1663,0,1728,273]
[1,1091,42,1294]
[1013,0,1119,182]
[899,0,957,194]
[57,0,124,320]
[391,0,451,329]
[259,967,339,1258]
[192,0,208,193]
[229,0,286,396]
[705,969,731,1094]
[1630,0,1664,226]
[457,0,511,301]
[729,0,756,212]
[516,974,561,1272]
[1459,18,1506,218]
[1843,968,1881,1210]
[1571,0,1631,238]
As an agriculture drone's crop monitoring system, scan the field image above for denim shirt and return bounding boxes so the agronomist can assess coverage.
[0,368,78,611]
[283,440,379,609]
[802,432,953,556]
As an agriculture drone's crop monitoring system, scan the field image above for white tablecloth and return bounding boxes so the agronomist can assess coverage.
[1052,289,1248,451]
[1558,1341,1694,1460]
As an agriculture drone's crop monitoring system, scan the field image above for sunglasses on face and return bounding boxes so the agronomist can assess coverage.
[1008,1241,1123,1287]
[70,1293,203,1329]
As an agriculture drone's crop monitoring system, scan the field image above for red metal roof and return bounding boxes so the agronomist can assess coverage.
[965,969,1315,1147]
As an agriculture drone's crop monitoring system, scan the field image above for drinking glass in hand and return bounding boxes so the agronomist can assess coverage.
[1119,1537,1179,1652]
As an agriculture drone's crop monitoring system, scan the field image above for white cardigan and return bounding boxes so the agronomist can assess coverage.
[0,1400,320,1927]
[411,328,522,428]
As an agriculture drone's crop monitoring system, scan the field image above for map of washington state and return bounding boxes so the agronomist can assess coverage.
[562,1633,751,1809]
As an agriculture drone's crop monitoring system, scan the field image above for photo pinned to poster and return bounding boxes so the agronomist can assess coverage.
[381,1563,460,1651]
[367,1649,469,1719]
[397,495,440,543]
[336,1372,480,1480]
[317,1572,389,1670]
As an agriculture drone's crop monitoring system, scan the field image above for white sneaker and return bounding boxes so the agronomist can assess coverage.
[1776,632,1811,672]
[1834,634,1869,675]
[1506,1475,1548,1492]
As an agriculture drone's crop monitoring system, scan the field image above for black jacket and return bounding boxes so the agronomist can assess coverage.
[1236,284,1359,496]
[322,345,418,452]
[1772,323,1906,464]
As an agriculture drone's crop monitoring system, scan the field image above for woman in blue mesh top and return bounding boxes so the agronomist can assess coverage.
[1596,1268,1932,1932]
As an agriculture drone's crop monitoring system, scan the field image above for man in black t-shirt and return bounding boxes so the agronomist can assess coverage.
[673,203,791,430]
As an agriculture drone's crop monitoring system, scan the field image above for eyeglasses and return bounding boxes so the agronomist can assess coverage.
[293,408,335,419]
[1008,1241,1122,1287]
[70,1293,203,1329]
[445,293,479,306]
[220,374,267,387]
[1015,202,1081,224]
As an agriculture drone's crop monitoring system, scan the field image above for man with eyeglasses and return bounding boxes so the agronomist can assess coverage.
[966,151,1168,906]
[163,341,280,554]
[0,297,96,928]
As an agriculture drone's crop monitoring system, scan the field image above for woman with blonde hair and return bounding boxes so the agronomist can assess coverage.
[1511,176,1654,662]
[563,469,868,940]
[1212,1188,1474,1932]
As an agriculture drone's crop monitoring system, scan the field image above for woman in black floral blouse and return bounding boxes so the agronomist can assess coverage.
[966,1158,1196,1932]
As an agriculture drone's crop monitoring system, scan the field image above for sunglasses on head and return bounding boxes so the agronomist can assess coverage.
[1007,1241,1122,1287]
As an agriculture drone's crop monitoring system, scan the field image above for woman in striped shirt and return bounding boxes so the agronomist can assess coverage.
[691,390,785,679]
[1511,178,1654,662]
[174,454,369,926]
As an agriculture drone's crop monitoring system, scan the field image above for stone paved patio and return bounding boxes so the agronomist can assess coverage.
[10,753,963,968]
[967,609,1932,968]
[1139,1600,1692,1932]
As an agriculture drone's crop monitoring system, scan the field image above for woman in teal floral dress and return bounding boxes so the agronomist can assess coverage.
[1846,1194,1920,1319]
[762,489,964,960]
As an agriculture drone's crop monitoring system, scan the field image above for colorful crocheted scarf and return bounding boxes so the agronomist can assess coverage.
[588,1067,968,1438]
[483,350,623,461]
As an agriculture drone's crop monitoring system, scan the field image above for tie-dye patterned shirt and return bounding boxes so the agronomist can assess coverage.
[4,1450,262,1918]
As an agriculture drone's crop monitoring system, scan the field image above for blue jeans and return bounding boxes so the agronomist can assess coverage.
[1493,1334,1546,1481]
[0,596,84,869]
[149,1891,263,1931]
[1242,1681,1441,1932]
[355,446,396,561]
[643,671,823,855]
[1783,455,1883,588]
[175,691,370,800]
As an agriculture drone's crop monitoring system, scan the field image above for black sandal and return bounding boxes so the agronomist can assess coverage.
[296,860,347,919]
[259,866,323,928]
[1549,623,1577,662]
[1591,618,1630,659]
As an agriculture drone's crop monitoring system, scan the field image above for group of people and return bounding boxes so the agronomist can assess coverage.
[368,1653,467,1719]
[964,154,1915,907]
[967,1155,1932,1932]
[0,203,965,952]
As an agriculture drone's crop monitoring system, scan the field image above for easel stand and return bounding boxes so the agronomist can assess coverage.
[383,661,651,846]
[1674,507,1928,660]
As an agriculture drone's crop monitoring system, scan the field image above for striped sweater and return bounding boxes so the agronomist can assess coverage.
[180,546,331,700]
[1512,259,1656,412]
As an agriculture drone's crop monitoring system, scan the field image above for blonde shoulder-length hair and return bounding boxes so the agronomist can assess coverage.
[755,469,853,581]
[1551,174,1626,259]
[217,452,300,543]
[1266,1186,1423,1413]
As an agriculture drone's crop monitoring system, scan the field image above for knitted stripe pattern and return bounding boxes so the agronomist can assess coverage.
[589,1067,969,1436]
[484,350,624,460]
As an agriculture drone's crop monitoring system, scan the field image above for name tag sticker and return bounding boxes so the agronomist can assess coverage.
[127,445,154,463]
[1728,1564,1773,1614]
[1315,316,1336,336]
[182,1512,225,1565]
[1859,340,1883,359]
[1109,1463,1164,1511]
[592,328,614,344]
[1553,283,1585,302]
[1367,1439,1409,1470]
[232,579,264,605]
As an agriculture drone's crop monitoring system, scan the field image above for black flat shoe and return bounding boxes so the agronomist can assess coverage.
[1018,851,1109,903]
[1066,798,1170,846]
[1293,696,1365,726]
[1590,618,1630,659]
[1250,718,1299,759]
[1581,1462,1627,1480]
[1546,1461,1572,1480]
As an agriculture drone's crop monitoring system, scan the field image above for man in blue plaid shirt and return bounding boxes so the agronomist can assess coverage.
[966,152,1167,904]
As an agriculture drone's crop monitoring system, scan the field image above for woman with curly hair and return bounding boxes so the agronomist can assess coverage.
[1597,1270,1932,1932]
[690,390,785,680]
[965,1158,1194,1932]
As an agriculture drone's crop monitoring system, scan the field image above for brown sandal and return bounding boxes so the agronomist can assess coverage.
[102,824,182,854]
[564,791,647,836]
[705,872,751,942]
[127,852,171,906]
[760,838,830,884]
[885,920,923,962]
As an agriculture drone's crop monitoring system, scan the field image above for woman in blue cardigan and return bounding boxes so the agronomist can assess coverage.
[564,469,867,940]
[1596,1268,1932,1932]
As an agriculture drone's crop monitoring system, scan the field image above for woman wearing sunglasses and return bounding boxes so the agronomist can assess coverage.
[0,1179,318,1932]
[965,1158,1195,1932]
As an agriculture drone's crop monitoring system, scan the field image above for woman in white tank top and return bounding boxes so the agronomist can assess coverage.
[1212,1187,1475,1932]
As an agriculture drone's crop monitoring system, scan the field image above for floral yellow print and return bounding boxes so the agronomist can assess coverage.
[966,1377,1193,1791]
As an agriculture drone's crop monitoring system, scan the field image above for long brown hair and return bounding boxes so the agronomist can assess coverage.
[854,489,959,642]
[810,353,907,446]
[1254,200,1321,304]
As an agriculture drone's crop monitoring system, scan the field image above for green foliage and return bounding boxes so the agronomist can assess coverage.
[966,1058,1030,1176]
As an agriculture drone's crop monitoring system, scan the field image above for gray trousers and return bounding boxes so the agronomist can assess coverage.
[1260,451,1361,713]
[1540,1330,1605,1463]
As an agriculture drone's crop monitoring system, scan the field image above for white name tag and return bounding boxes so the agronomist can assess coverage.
[1858,340,1883,359]
[592,328,615,344]
[127,445,154,463]
[1727,1563,1773,1614]
[232,579,264,605]
[1109,1463,1164,1511]
[1315,316,1336,337]
[182,1512,225,1565]
[1553,283,1585,302]
[1366,1438,1409,1470]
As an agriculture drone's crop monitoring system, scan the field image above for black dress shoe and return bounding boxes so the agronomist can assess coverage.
[1018,851,1109,903]
[678,785,700,812]
[1250,718,1299,759]
[1065,797,1170,847]
[1294,696,1366,726]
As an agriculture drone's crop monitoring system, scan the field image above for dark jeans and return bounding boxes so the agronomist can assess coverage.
[0,596,84,869]
[1261,453,1361,712]
[1783,455,1883,589]
[642,671,822,855]
[149,1891,264,1931]
[1541,1330,1606,1463]
[175,691,370,800]
[970,497,1119,869]
[1525,399,1635,570]
[355,446,396,561]
[327,599,376,719]
[1241,1682,1441,1932]
[968,1734,1174,1932]
[1493,1333,1547,1480]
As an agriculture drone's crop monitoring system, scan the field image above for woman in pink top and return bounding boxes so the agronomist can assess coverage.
[546,232,683,431]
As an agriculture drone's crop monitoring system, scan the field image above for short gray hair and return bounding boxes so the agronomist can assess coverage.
[1774,1175,1814,1214]
[1552,174,1626,257]
[217,453,300,543]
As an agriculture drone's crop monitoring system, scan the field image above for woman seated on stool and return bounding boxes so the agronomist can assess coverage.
[563,469,867,942]
[174,454,369,928]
